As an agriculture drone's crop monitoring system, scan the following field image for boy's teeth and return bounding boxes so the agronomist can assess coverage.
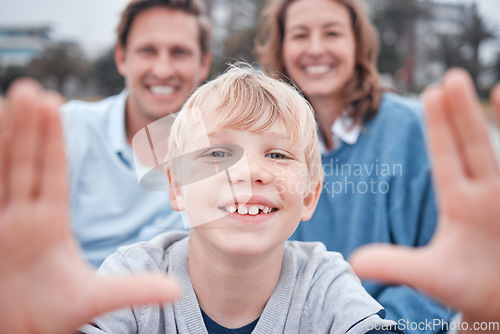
[226,204,274,215]
[248,205,259,215]
[237,205,248,215]
[151,86,174,95]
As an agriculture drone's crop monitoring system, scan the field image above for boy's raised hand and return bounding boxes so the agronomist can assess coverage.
[350,69,500,326]
[0,80,179,334]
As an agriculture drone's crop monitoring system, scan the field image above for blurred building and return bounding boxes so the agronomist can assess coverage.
[0,25,51,68]
[364,0,476,91]
[413,1,476,89]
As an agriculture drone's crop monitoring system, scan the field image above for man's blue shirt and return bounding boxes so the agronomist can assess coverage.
[61,91,183,267]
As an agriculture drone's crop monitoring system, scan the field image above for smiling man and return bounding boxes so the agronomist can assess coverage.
[60,0,212,267]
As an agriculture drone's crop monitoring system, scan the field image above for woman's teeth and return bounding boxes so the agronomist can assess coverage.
[305,65,329,75]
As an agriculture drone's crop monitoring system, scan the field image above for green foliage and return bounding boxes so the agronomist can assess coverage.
[26,41,90,91]
[460,6,497,85]
[372,0,430,78]
[0,65,28,95]
[92,48,124,96]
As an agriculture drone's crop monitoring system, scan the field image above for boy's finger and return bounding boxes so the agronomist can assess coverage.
[442,69,498,178]
[39,92,66,202]
[424,86,464,194]
[8,80,43,201]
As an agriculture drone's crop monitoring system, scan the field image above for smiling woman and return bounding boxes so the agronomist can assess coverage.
[255,0,456,331]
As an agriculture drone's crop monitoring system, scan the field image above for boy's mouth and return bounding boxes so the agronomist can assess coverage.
[219,204,278,216]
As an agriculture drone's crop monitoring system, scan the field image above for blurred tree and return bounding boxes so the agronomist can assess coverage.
[371,0,430,89]
[435,35,473,71]
[224,28,258,68]
[215,0,263,73]
[0,65,27,95]
[92,47,124,97]
[492,51,500,83]
[460,5,497,86]
[26,41,90,92]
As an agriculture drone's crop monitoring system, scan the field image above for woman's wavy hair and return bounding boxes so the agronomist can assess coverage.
[255,0,384,124]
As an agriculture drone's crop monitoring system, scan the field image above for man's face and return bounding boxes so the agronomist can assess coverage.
[115,7,211,123]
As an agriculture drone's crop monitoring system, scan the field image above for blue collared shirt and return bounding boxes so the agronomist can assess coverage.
[61,90,184,267]
[291,93,455,333]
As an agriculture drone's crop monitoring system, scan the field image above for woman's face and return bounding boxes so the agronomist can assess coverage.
[282,0,356,100]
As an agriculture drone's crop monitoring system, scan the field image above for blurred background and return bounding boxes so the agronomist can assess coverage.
[1,0,499,104]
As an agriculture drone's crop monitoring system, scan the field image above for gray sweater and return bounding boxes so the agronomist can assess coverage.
[80,231,396,334]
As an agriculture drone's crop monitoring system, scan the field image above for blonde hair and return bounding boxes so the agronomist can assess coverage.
[166,64,323,195]
[255,0,384,124]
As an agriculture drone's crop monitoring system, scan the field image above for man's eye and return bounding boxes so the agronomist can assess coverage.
[173,49,189,56]
[266,152,288,159]
[140,47,154,54]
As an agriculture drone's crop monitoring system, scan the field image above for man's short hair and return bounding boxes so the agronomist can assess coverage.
[116,0,211,56]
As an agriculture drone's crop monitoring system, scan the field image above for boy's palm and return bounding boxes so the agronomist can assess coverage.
[350,69,500,323]
[0,80,179,334]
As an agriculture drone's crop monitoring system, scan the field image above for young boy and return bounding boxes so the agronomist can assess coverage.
[78,66,396,333]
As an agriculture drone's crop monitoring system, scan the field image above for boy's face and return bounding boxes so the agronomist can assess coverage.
[168,111,320,257]
[115,7,211,123]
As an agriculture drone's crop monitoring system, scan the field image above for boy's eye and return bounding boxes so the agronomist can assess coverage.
[266,152,288,159]
[209,151,231,158]
[202,147,233,159]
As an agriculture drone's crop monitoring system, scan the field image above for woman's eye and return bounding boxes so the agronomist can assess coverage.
[292,34,307,40]
[267,152,288,159]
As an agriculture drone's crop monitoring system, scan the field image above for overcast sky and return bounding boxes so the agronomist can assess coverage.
[0,0,499,59]
[0,0,129,58]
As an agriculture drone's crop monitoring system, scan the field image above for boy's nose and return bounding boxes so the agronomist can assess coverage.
[228,154,273,186]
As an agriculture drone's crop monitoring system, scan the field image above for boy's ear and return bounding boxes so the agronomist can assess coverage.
[167,168,185,212]
[301,182,322,221]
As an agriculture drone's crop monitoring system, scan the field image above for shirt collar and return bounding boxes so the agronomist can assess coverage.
[332,112,361,145]
[108,89,132,158]
[319,107,361,153]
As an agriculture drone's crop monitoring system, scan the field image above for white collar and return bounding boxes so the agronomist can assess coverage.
[318,108,361,153]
